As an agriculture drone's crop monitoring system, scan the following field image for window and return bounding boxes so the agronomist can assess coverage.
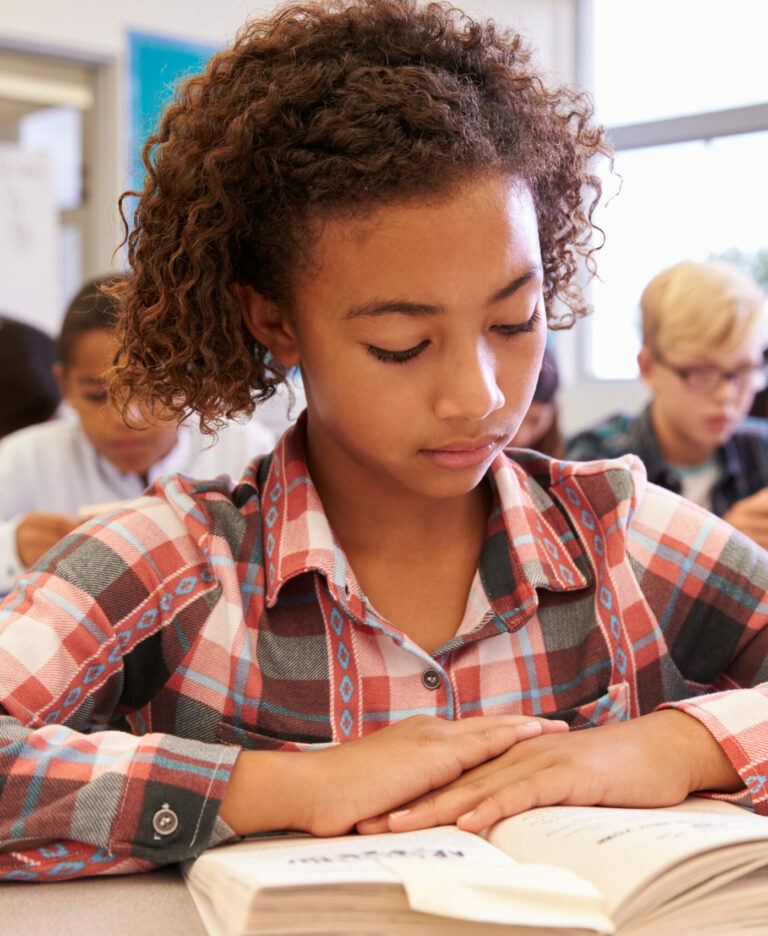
[582,0,768,381]
[0,51,98,333]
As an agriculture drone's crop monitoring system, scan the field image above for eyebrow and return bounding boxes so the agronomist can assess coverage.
[342,265,543,320]
[74,375,106,387]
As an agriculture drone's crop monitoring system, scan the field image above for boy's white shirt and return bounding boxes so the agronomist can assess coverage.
[0,413,278,594]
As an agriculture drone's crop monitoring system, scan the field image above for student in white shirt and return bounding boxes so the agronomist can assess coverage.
[0,276,276,593]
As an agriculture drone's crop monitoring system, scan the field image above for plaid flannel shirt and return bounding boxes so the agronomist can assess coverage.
[2,415,768,881]
[565,405,768,518]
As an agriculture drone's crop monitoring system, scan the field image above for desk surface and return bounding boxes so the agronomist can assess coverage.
[2,866,207,936]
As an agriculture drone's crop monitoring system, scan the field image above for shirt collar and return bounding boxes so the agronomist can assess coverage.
[256,413,368,620]
[256,415,589,628]
[477,452,590,631]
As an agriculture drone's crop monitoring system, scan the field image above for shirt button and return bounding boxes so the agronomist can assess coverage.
[152,805,179,836]
[422,669,442,691]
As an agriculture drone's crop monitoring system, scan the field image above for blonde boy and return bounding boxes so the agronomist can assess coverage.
[567,259,768,545]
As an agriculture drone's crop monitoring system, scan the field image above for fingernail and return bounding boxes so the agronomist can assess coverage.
[518,721,543,736]
[389,809,411,819]
[458,809,475,823]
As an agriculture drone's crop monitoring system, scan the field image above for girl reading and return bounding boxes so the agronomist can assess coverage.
[0,0,763,881]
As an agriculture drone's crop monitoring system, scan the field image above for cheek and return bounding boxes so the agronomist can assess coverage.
[738,389,758,417]
[148,425,180,450]
[77,408,109,436]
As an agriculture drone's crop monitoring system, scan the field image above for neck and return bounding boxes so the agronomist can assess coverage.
[304,437,491,564]
[315,464,491,563]
[649,402,715,467]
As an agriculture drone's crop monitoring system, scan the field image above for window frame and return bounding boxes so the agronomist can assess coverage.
[557,0,768,434]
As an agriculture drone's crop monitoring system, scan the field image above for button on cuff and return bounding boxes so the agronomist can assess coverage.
[152,804,179,838]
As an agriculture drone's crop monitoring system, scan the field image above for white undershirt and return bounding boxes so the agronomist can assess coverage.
[673,459,719,511]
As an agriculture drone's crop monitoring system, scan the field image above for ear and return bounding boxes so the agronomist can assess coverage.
[636,346,657,387]
[52,362,68,400]
[232,282,301,368]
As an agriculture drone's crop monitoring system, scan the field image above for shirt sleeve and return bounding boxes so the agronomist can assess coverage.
[0,515,25,597]
[627,481,768,812]
[0,433,35,595]
[0,486,242,880]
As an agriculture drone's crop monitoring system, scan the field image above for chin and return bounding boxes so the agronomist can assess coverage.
[419,467,491,500]
[111,458,151,476]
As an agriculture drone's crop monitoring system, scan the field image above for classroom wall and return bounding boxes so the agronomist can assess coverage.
[0,0,578,248]
[1,0,641,433]
[0,0,576,69]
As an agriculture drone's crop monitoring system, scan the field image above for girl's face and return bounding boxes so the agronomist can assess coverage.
[278,174,547,503]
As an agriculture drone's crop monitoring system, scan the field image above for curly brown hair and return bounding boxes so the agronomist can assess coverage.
[110,0,609,432]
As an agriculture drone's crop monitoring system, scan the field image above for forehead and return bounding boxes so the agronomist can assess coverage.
[298,175,541,307]
[65,329,117,376]
[666,330,765,367]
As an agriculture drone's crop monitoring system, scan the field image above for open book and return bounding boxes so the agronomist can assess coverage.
[182,796,768,936]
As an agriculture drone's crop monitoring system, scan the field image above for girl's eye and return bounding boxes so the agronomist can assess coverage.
[84,391,108,404]
[367,339,429,364]
[494,308,541,337]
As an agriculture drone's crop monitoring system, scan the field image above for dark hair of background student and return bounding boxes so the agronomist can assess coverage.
[0,316,61,438]
[108,0,609,432]
[58,275,123,370]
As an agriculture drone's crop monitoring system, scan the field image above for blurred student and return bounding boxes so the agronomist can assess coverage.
[0,276,275,593]
[510,346,564,458]
[0,315,61,438]
[749,350,768,420]
[566,259,768,546]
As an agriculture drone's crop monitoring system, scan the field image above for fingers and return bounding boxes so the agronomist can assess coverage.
[351,715,568,835]
[382,766,556,834]
[412,714,568,786]
[355,718,569,836]
[722,498,768,547]
[16,513,80,567]
[383,744,600,835]
[456,769,573,832]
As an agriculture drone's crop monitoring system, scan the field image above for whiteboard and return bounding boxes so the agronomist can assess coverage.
[0,144,59,335]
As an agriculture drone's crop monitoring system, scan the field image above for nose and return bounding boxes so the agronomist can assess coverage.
[712,374,744,405]
[122,399,149,429]
[433,342,505,421]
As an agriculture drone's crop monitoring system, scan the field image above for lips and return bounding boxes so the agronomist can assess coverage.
[420,436,501,469]
[704,415,734,432]
[108,439,150,451]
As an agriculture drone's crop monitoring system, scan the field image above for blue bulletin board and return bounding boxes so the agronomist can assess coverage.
[127,30,218,190]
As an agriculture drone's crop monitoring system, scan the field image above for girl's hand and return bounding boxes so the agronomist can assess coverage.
[219,713,568,837]
[357,709,743,835]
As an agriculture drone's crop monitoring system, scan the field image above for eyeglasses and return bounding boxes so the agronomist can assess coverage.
[655,353,768,395]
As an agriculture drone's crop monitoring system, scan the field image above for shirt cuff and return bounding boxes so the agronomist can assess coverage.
[108,736,242,865]
[0,516,26,596]
[209,814,238,847]
[662,686,768,811]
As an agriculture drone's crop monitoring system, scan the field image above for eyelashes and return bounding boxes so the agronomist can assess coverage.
[494,308,541,336]
[367,339,430,364]
[366,309,541,365]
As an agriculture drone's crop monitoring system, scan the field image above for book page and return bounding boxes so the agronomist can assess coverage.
[381,857,612,933]
[190,826,514,888]
[486,797,768,918]
[186,826,613,935]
